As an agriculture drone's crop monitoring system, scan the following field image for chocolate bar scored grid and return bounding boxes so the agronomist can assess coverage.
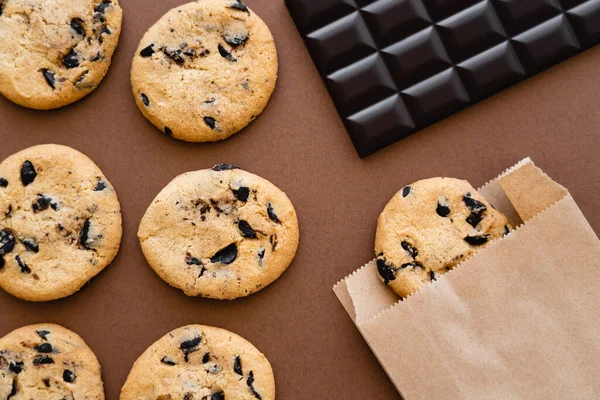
[285,0,600,157]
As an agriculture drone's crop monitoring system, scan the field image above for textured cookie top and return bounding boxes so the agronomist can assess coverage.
[120,324,275,400]
[0,0,123,110]
[130,0,278,142]
[0,144,122,301]
[375,177,511,298]
[138,165,299,300]
[0,323,104,399]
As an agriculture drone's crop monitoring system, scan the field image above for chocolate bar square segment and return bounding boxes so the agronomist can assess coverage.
[346,95,415,157]
[457,42,525,100]
[421,0,481,22]
[490,0,563,36]
[558,0,590,9]
[402,68,470,127]
[511,15,580,74]
[436,1,507,63]
[306,12,377,74]
[360,0,431,47]
[285,0,356,33]
[326,54,397,117]
[381,27,452,90]
[566,1,600,47]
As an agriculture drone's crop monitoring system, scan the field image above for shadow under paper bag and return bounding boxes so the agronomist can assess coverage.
[334,158,600,399]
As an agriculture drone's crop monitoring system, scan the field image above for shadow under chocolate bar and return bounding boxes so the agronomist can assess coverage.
[285,0,600,157]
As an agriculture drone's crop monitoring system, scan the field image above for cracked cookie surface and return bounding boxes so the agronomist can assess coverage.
[375,177,511,298]
[121,324,275,400]
[0,323,104,399]
[0,144,122,301]
[0,0,123,110]
[130,0,278,142]
[138,165,299,300]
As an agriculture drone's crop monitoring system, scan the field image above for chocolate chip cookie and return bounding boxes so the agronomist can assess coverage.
[130,0,278,142]
[121,324,274,400]
[138,164,299,300]
[375,177,511,298]
[0,0,123,110]
[0,323,104,399]
[0,144,122,301]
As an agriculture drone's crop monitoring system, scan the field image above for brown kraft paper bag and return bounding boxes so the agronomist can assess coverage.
[334,158,600,399]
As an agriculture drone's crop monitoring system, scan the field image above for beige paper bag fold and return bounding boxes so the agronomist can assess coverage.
[334,159,600,399]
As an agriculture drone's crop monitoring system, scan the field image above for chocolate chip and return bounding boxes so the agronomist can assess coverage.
[180,336,201,362]
[22,238,39,253]
[100,26,111,37]
[224,31,249,47]
[183,393,193,400]
[269,233,278,252]
[463,193,487,214]
[210,243,237,264]
[0,229,16,254]
[267,203,280,223]
[202,353,210,363]
[62,49,79,69]
[247,371,262,399]
[211,393,225,400]
[32,195,57,212]
[228,0,250,14]
[466,213,483,228]
[504,225,510,236]
[33,355,54,366]
[41,69,56,89]
[164,127,173,136]
[204,116,217,129]
[71,18,85,36]
[36,330,50,340]
[9,361,23,374]
[401,241,418,258]
[436,196,450,217]
[163,48,184,64]
[464,234,489,246]
[15,255,30,274]
[376,258,396,284]
[79,219,92,250]
[20,160,37,186]
[400,261,423,270]
[94,180,107,191]
[140,44,155,57]
[8,378,16,398]
[0,256,4,269]
[238,220,256,238]
[0,177,7,187]
[43,378,50,387]
[160,356,176,366]
[0,2,3,17]
[232,186,249,202]
[94,1,111,13]
[233,355,243,375]
[90,52,102,61]
[430,270,437,281]
[212,164,240,171]
[218,44,237,62]
[141,93,150,106]
[402,186,412,197]
[185,253,202,266]
[34,343,52,353]
[258,248,265,265]
[62,369,76,383]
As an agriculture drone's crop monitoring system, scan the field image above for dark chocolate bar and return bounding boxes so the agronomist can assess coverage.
[285,0,600,157]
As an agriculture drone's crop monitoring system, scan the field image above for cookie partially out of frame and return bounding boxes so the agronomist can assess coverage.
[0,323,105,399]
[120,324,275,400]
[0,0,123,109]
[0,144,122,301]
[138,164,299,300]
[375,177,511,298]
[130,0,278,142]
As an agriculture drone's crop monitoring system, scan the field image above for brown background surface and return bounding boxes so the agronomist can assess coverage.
[1,1,599,399]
